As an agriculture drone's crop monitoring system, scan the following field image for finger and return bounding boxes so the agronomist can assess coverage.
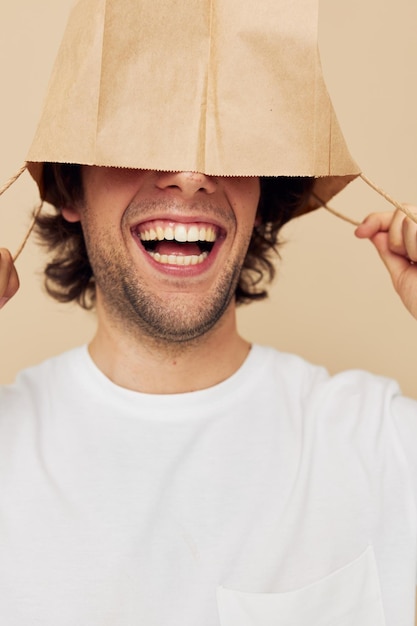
[401,217,417,262]
[354,206,417,245]
[381,204,417,259]
[0,248,19,307]
[0,249,13,294]
[370,231,413,288]
[354,211,395,239]
[355,208,415,258]
[387,209,410,257]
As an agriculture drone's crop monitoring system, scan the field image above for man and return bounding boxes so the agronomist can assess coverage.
[0,1,417,625]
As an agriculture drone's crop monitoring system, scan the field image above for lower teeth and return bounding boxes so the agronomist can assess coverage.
[148,251,209,266]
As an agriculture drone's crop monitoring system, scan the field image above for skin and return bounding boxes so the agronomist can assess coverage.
[62,168,259,393]
[0,248,19,310]
[355,206,417,320]
[1,171,417,393]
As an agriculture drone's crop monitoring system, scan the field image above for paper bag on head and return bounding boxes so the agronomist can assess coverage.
[26,0,360,215]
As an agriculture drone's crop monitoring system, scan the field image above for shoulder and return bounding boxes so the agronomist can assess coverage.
[252,344,406,440]
[253,343,401,406]
[0,346,88,416]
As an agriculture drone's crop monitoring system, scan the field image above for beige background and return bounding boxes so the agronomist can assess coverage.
[0,0,416,396]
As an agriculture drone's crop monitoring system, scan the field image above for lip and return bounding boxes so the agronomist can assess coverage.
[131,212,227,229]
[130,216,227,277]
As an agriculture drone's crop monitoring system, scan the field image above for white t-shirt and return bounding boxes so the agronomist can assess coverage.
[0,344,416,625]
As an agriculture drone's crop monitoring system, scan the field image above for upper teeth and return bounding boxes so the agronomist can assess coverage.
[139,223,217,243]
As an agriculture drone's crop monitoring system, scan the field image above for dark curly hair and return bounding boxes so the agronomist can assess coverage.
[35,164,314,308]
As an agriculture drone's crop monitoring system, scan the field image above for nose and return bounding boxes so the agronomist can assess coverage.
[155,171,217,199]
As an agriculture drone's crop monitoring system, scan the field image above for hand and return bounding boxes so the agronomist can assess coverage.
[0,248,19,309]
[355,206,417,320]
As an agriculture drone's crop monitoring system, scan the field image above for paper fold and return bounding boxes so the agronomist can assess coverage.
[27,0,361,213]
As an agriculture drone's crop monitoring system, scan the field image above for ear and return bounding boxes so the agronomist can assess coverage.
[61,205,81,223]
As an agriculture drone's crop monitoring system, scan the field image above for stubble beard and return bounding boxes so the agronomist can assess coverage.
[82,197,251,348]
[91,250,243,347]
[121,260,241,343]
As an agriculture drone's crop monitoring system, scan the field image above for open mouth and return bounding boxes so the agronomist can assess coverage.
[133,219,222,267]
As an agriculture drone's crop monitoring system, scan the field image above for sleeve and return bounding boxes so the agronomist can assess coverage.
[391,394,417,508]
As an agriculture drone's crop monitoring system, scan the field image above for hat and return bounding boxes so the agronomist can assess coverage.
[26,0,360,214]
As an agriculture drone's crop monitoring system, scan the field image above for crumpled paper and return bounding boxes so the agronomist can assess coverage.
[27,0,360,214]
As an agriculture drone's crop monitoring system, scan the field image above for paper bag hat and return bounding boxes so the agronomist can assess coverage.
[26,0,360,215]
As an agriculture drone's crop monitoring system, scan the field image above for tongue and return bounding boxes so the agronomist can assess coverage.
[155,241,202,256]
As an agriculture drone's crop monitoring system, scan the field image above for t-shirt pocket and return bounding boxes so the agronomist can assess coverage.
[217,546,385,626]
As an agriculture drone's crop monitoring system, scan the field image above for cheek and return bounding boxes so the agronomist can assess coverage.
[235,191,260,234]
[81,169,150,230]
[230,178,260,223]
[82,167,147,205]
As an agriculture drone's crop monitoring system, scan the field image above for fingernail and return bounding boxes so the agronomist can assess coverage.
[0,297,9,309]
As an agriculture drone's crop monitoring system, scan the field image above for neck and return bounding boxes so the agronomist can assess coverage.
[88,302,251,394]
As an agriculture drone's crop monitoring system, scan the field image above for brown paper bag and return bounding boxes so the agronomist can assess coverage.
[27,0,360,214]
